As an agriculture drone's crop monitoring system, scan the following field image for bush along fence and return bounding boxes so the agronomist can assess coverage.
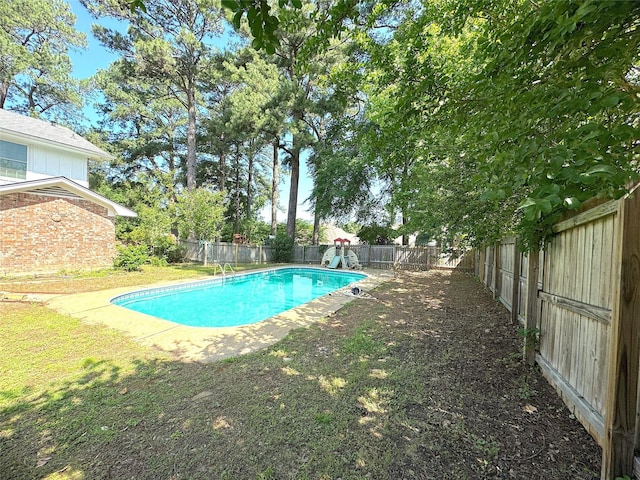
[181,240,475,272]
[477,185,640,480]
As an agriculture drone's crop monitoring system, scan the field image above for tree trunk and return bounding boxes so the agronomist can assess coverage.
[312,209,321,245]
[271,138,279,236]
[402,209,409,246]
[186,75,197,190]
[168,126,179,236]
[246,145,254,220]
[286,144,300,240]
[234,150,241,233]
[0,83,8,109]
[401,161,409,245]
[286,112,303,240]
[219,133,226,192]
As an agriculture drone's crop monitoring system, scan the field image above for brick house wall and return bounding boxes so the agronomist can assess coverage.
[0,192,116,274]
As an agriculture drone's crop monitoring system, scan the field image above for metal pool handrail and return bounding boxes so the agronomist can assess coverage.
[212,262,235,278]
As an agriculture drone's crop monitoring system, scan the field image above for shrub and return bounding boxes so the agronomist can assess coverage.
[165,243,186,263]
[113,245,150,271]
[148,255,168,267]
[272,233,294,263]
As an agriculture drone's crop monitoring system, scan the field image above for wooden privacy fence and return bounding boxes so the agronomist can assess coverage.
[183,241,475,272]
[183,240,273,265]
[478,187,640,479]
[293,244,460,270]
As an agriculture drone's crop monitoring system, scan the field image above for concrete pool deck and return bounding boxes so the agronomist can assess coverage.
[44,267,393,363]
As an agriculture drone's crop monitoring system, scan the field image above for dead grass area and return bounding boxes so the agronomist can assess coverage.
[0,270,600,479]
[0,263,272,294]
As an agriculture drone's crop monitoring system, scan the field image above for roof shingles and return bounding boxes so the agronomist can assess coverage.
[0,109,112,159]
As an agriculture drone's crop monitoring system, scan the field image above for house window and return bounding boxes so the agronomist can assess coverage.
[0,140,27,179]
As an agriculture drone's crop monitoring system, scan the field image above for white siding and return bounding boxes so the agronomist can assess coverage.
[0,136,89,187]
[28,143,88,185]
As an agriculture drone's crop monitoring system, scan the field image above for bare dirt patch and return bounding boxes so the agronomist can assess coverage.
[366,270,600,479]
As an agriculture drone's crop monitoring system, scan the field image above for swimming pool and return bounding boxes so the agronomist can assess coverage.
[111,267,366,328]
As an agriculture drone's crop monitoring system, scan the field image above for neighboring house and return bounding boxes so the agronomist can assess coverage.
[0,109,136,275]
[322,223,359,244]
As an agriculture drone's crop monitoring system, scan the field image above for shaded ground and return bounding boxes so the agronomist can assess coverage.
[1,270,600,479]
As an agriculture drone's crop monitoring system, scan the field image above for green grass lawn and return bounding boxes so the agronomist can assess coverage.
[0,269,600,479]
[1,300,402,480]
[0,263,276,294]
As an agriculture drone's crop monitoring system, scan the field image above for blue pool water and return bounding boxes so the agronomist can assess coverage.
[111,267,366,328]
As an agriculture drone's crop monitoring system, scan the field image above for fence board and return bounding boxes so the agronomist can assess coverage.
[602,188,640,478]
[478,190,631,477]
[486,246,495,293]
[590,219,604,306]
[498,239,514,310]
[553,199,619,233]
[511,241,521,324]
[538,292,611,325]
[517,252,527,323]
[601,216,615,307]
[181,241,467,272]
[538,355,605,445]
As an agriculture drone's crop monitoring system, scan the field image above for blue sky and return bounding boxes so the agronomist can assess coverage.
[66,0,313,222]
[68,2,118,79]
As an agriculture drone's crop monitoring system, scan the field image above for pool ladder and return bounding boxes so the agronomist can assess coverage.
[213,262,235,278]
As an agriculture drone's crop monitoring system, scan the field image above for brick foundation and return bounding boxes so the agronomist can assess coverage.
[0,192,116,275]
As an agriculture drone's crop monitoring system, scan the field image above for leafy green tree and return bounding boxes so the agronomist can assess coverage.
[113,244,150,271]
[197,48,283,241]
[128,204,174,256]
[450,0,640,247]
[309,117,375,233]
[176,187,227,241]
[0,0,86,121]
[272,221,314,245]
[121,0,640,254]
[304,52,367,244]
[92,61,185,204]
[268,2,356,241]
[242,218,272,244]
[84,0,225,190]
[219,0,357,54]
[350,0,640,250]
[130,0,354,55]
[216,48,283,235]
[357,224,396,245]
[341,221,360,234]
[293,218,314,245]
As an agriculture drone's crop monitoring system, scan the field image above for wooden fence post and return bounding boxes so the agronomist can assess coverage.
[511,238,521,325]
[602,191,640,479]
[493,242,501,299]
[485,245,491,286]
[524,248,539,364]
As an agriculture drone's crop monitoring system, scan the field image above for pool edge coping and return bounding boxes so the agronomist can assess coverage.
[45,265,394,363]
[109,265,367,311]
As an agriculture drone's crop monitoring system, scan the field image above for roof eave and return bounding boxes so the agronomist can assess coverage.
[0,177,137,218]
[0,128,115,160]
